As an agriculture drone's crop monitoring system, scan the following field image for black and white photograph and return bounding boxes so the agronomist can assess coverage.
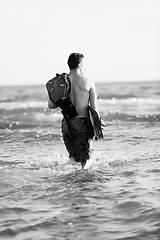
[0,0,160,239]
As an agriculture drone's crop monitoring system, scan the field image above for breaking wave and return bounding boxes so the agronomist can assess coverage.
[0,113,159,130]
[0,97,159,130]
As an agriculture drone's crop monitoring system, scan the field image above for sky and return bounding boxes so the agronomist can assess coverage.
[0,0,160,85]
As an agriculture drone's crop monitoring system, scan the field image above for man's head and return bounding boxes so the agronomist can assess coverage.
[67,53,84,70]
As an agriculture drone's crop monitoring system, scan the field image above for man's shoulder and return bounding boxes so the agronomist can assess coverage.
[80,75,94,85]
[71,73,95,91]
[80,75,94,91]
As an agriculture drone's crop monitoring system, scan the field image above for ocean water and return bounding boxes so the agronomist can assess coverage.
[0,81,160,240]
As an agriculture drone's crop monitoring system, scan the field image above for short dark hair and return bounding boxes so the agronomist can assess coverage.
[67,53,84,70]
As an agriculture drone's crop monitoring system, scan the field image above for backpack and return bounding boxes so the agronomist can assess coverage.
[46,73,70,102]
[46,73,78,120]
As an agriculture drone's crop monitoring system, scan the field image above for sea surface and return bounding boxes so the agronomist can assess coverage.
[0,81,160,240]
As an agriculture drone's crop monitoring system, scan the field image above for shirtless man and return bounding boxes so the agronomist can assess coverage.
[48,53,100,168]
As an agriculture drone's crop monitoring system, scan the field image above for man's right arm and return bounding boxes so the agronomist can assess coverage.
[89,81,100,116]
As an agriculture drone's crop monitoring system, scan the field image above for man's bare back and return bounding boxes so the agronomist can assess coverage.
[69,72,90,117]
[68,58,99,118]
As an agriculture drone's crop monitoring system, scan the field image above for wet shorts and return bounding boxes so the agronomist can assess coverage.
[61,117,94,164]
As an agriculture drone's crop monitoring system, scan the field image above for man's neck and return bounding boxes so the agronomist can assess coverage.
[70,68,79,74]
[70,68,84,76]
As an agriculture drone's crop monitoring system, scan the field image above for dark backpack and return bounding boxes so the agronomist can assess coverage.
[46,73,78,120]
[46,73,70,102]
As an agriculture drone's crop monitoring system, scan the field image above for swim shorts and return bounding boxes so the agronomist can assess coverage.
[61,117,94,165]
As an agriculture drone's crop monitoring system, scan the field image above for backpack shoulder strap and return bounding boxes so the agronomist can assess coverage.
[67,75,71,95]
[60,73,71,98]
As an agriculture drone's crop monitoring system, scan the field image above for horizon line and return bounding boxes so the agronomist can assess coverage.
[0,79,160,87]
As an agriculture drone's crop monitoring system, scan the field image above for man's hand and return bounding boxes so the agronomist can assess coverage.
[48,98,58,109]
[89,106,105,140]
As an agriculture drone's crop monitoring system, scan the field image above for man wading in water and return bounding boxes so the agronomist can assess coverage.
[48,53,100,168]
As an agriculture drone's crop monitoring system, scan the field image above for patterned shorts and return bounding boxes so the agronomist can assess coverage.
[61,117,94,165]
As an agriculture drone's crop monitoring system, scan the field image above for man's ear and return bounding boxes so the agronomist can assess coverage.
[78,61,83,69]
